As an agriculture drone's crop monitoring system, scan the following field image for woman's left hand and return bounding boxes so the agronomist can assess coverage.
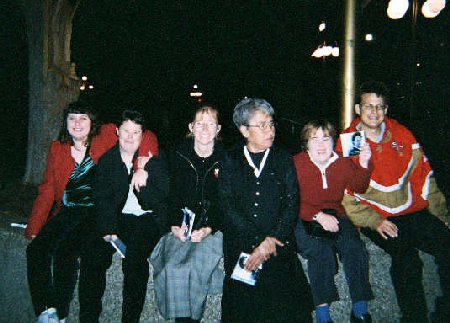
[190,227,212,242]
[131,168,148,192]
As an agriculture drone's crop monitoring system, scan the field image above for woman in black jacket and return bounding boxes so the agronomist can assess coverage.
[220,98,313,323]
[150,104,226,323]
[95,110,168,323]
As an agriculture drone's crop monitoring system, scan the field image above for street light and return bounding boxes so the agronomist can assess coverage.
[311,21,340,59]
[421,0,446,17]
[190,84,203,103]
[387,0,446,19]
[79,76,94,92]
[312,42,340,58]
[385,0,446,123]
[190,84,202,98]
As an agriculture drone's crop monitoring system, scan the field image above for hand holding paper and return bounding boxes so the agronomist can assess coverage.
[231,252,263,286]
[358,142,372,168]
[340,131,366,157]
[181,207,196,241]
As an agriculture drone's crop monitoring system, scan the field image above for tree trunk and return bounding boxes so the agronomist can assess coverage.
[21,0,81,185]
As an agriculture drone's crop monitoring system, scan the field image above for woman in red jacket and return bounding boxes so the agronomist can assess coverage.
[25,101,158,323]
[293,120,373,323]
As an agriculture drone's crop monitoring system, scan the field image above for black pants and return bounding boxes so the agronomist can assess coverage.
[361,211,450,322]
[118,213,161,323]
[26,207,112,321]
[296,217,373,307]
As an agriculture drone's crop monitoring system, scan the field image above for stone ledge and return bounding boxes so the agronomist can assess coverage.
[0,227,441,322]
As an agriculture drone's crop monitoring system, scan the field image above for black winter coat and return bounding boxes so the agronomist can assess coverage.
[168,139,227,232]
[219,145,299,274]
[95,144,170,236]
[219,145,313,322]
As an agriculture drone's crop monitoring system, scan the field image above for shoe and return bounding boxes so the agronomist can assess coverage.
[350,312,372,323]
[36,308,59,323]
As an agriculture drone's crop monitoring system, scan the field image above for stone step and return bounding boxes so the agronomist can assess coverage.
[0,229,441,322]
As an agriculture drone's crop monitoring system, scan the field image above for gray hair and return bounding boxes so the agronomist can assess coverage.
[232,98,275,129]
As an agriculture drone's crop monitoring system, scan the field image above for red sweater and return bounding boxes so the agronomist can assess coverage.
[293,151,372,221]
[25,124,158,239]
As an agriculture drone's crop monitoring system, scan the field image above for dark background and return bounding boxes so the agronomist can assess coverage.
[1,0,449,196]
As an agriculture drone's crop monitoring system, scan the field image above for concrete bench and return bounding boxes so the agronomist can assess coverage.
[0,227,441,322]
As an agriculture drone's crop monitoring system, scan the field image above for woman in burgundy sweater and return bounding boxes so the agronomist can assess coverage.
[293,120,373,323]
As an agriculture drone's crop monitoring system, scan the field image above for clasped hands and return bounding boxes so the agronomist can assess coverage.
[103,234,118,242]
[244,236,284,272]
[171,225,212,243]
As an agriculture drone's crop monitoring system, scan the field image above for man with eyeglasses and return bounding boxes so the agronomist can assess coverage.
[219,98,312,322]
[336,81,449,322]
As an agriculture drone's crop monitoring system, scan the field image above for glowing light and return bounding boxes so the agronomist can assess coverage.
[318,22,326,32]
[421,1,444,18]
[427,0,446,13]
[190,84,203,97]
[387,0,409,19]
[331,47,340,57]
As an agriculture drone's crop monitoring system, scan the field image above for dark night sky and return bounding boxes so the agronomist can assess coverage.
[1,0,449,194]
[70,1,327,145]
[69,1,449,139]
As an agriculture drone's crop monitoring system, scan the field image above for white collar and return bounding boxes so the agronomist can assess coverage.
[243,146,270,178]
[307,151,339,172]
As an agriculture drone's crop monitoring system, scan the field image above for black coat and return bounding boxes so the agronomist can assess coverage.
[168,139,226,232]
[219,145,299,274]
[94,144,170,236]
[219,145,313,322]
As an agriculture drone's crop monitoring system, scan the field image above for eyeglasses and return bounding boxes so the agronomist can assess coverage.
[361,104,386,111]
[193,121,218,129]
[244,121,277,131]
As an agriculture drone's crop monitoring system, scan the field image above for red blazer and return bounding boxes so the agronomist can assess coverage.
[25,124,158,239]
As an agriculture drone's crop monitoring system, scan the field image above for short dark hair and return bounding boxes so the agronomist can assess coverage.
[300,120,336,151]
[119,110,146,131]
[358,81,389,105]
[58,100,99,145]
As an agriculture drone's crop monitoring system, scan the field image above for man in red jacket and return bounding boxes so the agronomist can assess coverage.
[336,81,449,322]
